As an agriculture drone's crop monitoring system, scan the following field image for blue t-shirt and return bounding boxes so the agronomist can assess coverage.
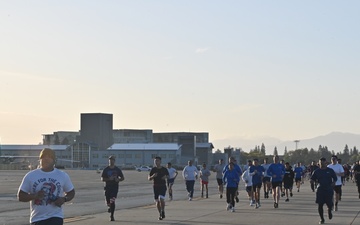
[249,165,265,185]
[293,167,303,179]
[223,169,240,188]
[268,163,285,182]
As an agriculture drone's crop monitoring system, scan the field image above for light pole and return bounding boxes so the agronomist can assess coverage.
[294,140,300,150]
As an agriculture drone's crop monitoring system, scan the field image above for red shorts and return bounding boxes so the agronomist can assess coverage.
[201,180,209,185]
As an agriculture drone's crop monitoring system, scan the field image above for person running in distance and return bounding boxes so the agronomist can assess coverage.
[200,162,211,198]
[223,162,240,212]
[166,162,178,201]
[101,155,125,221]
[280,159,286,197]
[311,157,337,224]
[327,155,344,211]
[309,161,319,192]
[223,157,242,203]
[283,162,295,202]
[182,160,199,201]
[294,162,304,192]
[213,159,225,198]
[242,160,254,206]
[261,158,272,199]
[268,155,285,208]
[249,158,265,209]
[353,160,360,198]
[18,148,75,225]
[148,156,169,220]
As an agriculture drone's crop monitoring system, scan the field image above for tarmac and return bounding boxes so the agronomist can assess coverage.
[0,170,359,225]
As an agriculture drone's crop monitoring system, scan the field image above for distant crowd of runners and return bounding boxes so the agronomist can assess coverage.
[102,154,360,224]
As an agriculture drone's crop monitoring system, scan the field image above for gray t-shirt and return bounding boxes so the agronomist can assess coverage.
[213,163,225,179]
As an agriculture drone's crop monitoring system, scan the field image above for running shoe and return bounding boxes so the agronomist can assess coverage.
[226,203,231,211]
[110,216,115,221]
[220,194,223,199]
[285,198,289,202]
[319,220,324,224]
[235,196,239,203]
[290,192,293,197]
[162,211,165,219]
[328,208,332,220]
[281,192,285,197]
[231,207,235,212]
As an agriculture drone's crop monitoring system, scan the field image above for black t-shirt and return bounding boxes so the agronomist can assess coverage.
[283,167,295,184]
[354,164,360,180]
[149,166,169,187]
[310,167,337,191]
[101,166,124,189]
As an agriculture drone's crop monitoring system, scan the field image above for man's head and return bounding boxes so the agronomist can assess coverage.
[285,162,290,169]
[154,156,161,167]
[253,158,259,166]
[273,155,279,163]
[319,157,327,168]
[331,155,338,164]
[188,160,193,166]
[166,162,172,168]
[39,148,56,170]
[108,155,116,166]
[219,159,224,164]
[247,160,252,166]
[264,158,268,164]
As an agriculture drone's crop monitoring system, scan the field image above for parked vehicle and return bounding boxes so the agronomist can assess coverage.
[135,165,152,172]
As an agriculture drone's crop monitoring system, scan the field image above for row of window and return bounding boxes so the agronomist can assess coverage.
[91,153,175,159]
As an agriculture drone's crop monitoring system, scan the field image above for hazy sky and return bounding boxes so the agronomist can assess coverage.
[1,1,359,151]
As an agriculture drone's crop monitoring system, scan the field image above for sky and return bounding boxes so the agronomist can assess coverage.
[1,1,360,152]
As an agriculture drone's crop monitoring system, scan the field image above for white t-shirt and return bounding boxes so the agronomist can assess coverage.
[18,168,74,223]
[167,167,177,179]
[327,163,344,186]
[182,165,198,181]
[241,168,253,187]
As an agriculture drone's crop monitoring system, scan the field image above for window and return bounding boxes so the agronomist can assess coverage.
[160,154,166,159]
[168,154,175,158]
[126,154,132,158]
[118,154,125,159]
[135,154,142,159]
[151,154,157,159]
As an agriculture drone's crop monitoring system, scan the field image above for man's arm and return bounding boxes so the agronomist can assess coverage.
[53,189,75,207]
[18,189,43,202]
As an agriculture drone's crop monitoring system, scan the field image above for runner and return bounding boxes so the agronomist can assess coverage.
[182,160,199,201]
[249,158,264,209]
[268,155,285,208]
[294,162,304,192]
[166,162,178,201]
[213,159,225,198]
[353,160,360,198]
[309,161,319,192]
[283,162,294,202]
[148,156,169,220]
[223,162,240,212]
[311,157,337,224]
[101,155,124,221]
[242,160,254,206]
[223,157,242,203]
[261,158,272,199]
[327,155,344,211]
[199,162,211,198]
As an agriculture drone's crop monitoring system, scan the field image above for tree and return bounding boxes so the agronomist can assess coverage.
[261,143,266,155]
[273,147,278,156]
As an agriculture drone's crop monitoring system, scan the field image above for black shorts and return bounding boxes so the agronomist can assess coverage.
[272,181,282,189]
[104,187,118,202]
[316,188,333,206]
[153,185,167,200]
[253,183,262,189]
[263,177,271,183]
[333,185,342,194]
[283,182,293,189]
[167,178,175,186]
[295,178,302,183]
[217,178,223,186]
[246,186,253,193]
[32,217,63,225]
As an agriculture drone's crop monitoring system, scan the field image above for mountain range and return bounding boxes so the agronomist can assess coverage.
[212,132,360,155]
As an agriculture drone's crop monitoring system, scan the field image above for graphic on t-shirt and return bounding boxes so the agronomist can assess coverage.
[32,178,62,206]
